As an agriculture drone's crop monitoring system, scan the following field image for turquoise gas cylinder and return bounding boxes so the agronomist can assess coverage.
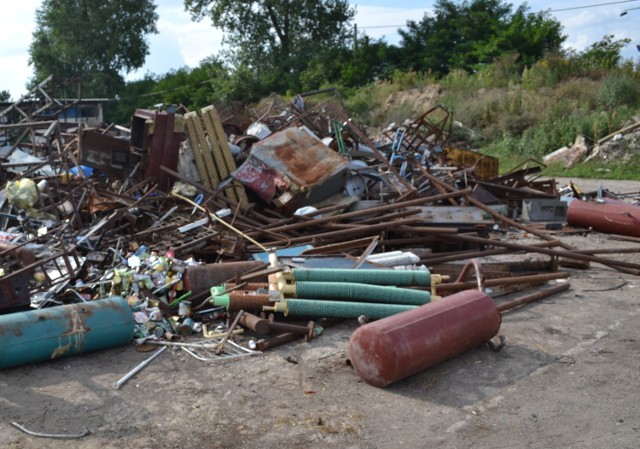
[0,296,134,369]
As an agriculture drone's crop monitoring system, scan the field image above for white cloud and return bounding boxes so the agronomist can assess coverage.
[0,0,40,99]
[2,0,639,100]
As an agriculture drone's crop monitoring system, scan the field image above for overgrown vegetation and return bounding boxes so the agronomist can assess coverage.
[23,0,640,179]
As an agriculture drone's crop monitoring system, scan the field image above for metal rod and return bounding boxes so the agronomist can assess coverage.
[246,189,471,237]
[444,232,640,272]
[113,346,167,390]
[352,236,380,269]
[418,167,576,251]
[497,282,571,313]
[437,272,570,293]
[257,217,422,248]
[216,310,245,355]
[10,421,89,439]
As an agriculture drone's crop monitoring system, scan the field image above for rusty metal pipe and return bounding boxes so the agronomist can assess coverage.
[463,233,640,271]
[247,189,472,237]
[401,229,640,273]
[417,167,575,251]
[255,217,423,248]
[437,272,570,293]
[567,198,640,237]
[267,315,316,337]
[496,282,570,313]
[238,311,271,335]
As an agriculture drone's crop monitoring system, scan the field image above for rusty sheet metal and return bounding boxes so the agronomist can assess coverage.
[445,147,498,180]
[567,198,640,237]
[132,109,183,192]
[414,205,508,225]
[233,127,348,209]
[0,241,34,313]
[79,129,134,178]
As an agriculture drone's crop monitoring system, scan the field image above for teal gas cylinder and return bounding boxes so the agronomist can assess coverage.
[0,296,134,369]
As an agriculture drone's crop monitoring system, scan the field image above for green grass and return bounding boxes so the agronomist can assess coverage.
[342,57,640,179]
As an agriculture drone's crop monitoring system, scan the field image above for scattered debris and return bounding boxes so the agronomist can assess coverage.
[1,80,639,389]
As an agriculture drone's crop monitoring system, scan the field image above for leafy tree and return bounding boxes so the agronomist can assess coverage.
[398,0,565,76]
[29,0,158,98]
[578,35,632,70]
[184,0,355,93]
[0,90,10,102]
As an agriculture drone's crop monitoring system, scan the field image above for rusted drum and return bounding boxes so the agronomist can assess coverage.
[348,289,501,387]
[567,198,640,237]
[183,261,265,298]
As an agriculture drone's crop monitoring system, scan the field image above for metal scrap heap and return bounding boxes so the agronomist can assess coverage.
[2,81,640,384]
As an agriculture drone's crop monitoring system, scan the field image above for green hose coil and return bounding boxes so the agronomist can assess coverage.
[294,281,430,306]
[286,298,415,319]
[291,268,430,286]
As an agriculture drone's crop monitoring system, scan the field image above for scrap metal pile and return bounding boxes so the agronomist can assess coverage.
[3,81,640,385]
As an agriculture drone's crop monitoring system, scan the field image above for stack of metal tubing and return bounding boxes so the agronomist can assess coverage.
[210,268,448,320]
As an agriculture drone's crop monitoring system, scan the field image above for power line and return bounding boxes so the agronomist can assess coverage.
[549,0,640,12]
[357,0,640,28]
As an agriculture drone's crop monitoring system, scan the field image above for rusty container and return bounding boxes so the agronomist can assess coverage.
[566,198,640,237]
[183,261,265,298]
[348,289,501,387]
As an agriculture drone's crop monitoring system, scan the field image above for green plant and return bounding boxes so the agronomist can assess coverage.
[596,74,640,110]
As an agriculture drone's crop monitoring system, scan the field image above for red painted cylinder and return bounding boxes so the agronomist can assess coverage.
[567,198,640,237]
[348,289,501,387]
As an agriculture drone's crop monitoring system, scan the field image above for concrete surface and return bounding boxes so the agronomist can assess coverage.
[1,178,639,449]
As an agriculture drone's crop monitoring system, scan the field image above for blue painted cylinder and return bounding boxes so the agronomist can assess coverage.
[0,296,134,369]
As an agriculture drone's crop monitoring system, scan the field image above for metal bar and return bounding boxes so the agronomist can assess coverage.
[418,167,575,251]
[113,346,167,390]
[352,236,380,269]
[430,231,640,273]
[246,189,472,237]
[420,241,562,265]
[215,310,245,355]
[437,272,570,293]
[10,422,89,440]
[497,282,571,313]
[258,217,422,248]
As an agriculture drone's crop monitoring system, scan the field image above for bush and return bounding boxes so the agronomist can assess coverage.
[596,74,640,110]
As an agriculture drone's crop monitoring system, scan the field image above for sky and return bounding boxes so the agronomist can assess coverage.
[1,0,640,100]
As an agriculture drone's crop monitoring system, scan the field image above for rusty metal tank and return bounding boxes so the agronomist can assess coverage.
[348,289,501,387]
[183,261,265,297]
[566,198,640,237]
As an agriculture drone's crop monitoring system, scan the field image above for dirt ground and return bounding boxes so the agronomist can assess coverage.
[1,178,639,449]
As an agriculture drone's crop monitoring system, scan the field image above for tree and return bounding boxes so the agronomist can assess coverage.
[29,0,158,98]
[0,90,10,102]
[579,35,632,70]
[398,0,565,76]
[184,0,355,93]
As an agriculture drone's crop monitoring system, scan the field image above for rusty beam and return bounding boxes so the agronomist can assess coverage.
[437,272,569,293]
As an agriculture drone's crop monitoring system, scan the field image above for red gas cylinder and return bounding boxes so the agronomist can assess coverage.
[348,289,501,387]
[567,198,640,237]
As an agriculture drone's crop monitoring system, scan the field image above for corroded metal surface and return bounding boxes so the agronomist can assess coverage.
[567,198,640,237]
[348,289,501,387]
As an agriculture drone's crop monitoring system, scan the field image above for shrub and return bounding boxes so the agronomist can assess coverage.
[596,74,640,110]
